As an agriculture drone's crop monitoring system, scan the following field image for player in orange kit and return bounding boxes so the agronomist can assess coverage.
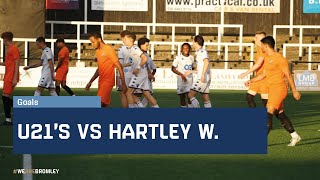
[239,31,268,107]
[85,33,127,107]
[0,32,20,125]
[245,36,302,146]
[55,38,75,96]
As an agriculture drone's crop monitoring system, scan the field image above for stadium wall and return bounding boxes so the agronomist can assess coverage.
[102,0,320,35]
[0,0,45,59]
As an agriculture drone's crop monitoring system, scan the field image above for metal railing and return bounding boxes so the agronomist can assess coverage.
[0,38,254,69]
[283,43,320,71]
[46,21,244,56]
[273,25,320,57]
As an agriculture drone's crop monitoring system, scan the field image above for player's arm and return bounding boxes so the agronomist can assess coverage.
[114,61,127,93]
[139,53,148,67]
[12,57,20,87]
[172,66,187,82]
[118,57,131,67]
[152,68,156,75]
[200,58,209,83]
[150,60,156,75]
[55,56,64,72]
[244,69,266,87]
[23,62,42,70]
[281,60,301,101]
[122,63,131,67]
[239,57,264,78]
[85,68,99,91]
[132,53,148,75]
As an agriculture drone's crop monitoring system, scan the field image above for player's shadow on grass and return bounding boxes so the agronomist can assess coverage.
[272,121,320,130]
[268,137,320,147]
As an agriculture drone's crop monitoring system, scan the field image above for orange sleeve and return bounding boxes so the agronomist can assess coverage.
[257,48,265,59]
[12,46,20,60]
[279,56,289,73]
[107,46,119,64]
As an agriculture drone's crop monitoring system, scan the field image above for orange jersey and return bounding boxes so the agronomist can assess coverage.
[4,44,20,82]
[96,44,119,86]
[58,46,69,70]
[255,46,266,75]
[264,52,288,86]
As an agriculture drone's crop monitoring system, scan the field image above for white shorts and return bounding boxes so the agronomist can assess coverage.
[133,80,153,94]
[117,77,131,91]
[149,80,153,94]
[177,77,192,95]
[38,76,55,89]
[129,75,150,91]
[190,79,211,94]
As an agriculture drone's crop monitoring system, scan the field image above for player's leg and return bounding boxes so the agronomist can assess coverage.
[34,86,45,96]
[266,106,277,134]
[188,90,200,108]
[260,82,269,107]
[49,88,58,96]
[142,90,159,108]
[48,79,57,96]
[202,93,211,108]
[97,84,113,108]
[266,86,284,134]
[246,91,257,108]
[119,91,128,108]
[246,81,260,108]
[133,92,144,108]
[141,80,153,107]
[141,95,148,107]
[117,77,128,108]
[179,93,187,108]
[177,85,187,107]
[185,79,193,108]
[55,69,63,95]
[140,78,159,108]
[188,79,202,108]
[261,97,268,107]
[201,81,211,108]
[61,82,74,96]
[275,108,301,146]
[125,88,136,108]
[178,85,192,108]
[187,95,193,108]
[55,80,61,95]
[61,72,75,96]
[127,76,140,108]
[36,76,52,96]
[1,81,14,125]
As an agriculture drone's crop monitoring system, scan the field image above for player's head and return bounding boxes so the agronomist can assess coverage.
[89,33,103,49]
[193,35,204,49]
[181,43,191,56]
[56,38,65,48]
[120,30,136,47]
[36,37,46,49]
[254,31,266,46]
[138,37,150,52]
[260,36,275,53]
[1,31,13,46]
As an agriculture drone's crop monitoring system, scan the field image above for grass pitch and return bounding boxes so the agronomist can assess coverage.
[0,88,319,180]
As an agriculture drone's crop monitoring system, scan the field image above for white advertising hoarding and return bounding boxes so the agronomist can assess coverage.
[0,67,98,89]
[166,0,280,13]
[0,67,249,90]
[91,0,148,11]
